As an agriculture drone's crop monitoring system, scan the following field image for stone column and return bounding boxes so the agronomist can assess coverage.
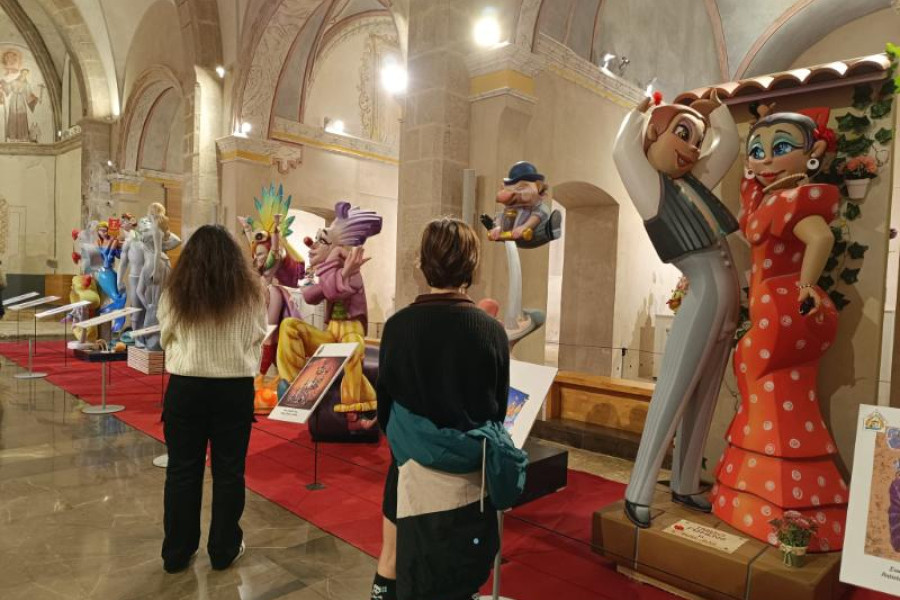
[79,118,113,225]
[394,0,472,308]
[108,172,143,217]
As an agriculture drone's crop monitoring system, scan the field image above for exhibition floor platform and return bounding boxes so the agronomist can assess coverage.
[0,341,891,600]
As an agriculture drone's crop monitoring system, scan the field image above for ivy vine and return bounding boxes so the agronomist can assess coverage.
[814,43,898,311]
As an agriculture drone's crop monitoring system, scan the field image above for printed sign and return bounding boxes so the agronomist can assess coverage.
[663,519,748,554]
[506,359,558,449]
[841,405,900,595]
[268,343,357,424]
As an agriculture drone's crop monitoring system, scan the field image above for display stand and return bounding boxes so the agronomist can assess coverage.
[10,296,61,379]
[35,300,92,365]
[502,242,543,346]
[72,308,141,416]
[479,511,516,600]
[129,324,168,466]
[4,292,40,344]
[306,411,326,491]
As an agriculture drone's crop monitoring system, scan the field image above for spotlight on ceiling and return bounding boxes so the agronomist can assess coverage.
[325,118,345,135]
[381,58,408,94]
[215,66,226,79]
[235,121,252,136]
[473,9,501,47]
[601,52,616,71]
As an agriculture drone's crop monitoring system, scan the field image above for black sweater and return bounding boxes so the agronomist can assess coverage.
[376,293,510,433]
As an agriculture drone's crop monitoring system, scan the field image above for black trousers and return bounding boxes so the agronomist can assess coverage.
[162,374,254,570]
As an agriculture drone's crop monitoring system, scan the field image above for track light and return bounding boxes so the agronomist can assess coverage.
[381,58,408,94]
[215,66,226,79]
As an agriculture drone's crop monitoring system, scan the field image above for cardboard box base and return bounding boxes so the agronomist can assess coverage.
[127,346,165,375]
[593,498,848,600]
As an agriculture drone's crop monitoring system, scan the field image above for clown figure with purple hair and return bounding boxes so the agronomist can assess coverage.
[276,201,383,431]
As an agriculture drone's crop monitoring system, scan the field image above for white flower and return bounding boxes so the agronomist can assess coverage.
[789,439,801,449]
[761,505,772,517]
[791,470,802,481]
[809,186,822,199]
[765,480,776,491]
[793,487,803,499]
[774,243,785,255]
[763,421,773,431]
[742,425,750,435]
[816,512,826,524]
[783,401,794,411]
[796,339,807,350]
[764,381,774,392]
[738,481,747,490]
[760,349,771,359]
[743,514,754,526]
[817,476,826,487]
[805,421,815,432]
[781,316,793,327]
[811,495,820,506]
[750,394,759,404]
[790,370,799,380]
[762,294,771,303]
[777,287,789,295]
[765,444,775,455]
[748,458,757,467]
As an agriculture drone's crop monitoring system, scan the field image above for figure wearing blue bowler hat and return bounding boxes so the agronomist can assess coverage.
[480,161,562,249]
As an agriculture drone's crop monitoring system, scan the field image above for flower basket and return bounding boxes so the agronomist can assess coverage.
[845,178,870,199]
[780,542,808,568]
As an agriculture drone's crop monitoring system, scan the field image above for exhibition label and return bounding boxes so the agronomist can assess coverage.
[662,519,748,554]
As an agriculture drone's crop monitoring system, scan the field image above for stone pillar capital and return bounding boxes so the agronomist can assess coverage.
[216,134,305,173]
[107,171,143,197]
[466,43,544,104]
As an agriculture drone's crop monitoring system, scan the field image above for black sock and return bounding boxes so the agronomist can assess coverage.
[371,573,396,600]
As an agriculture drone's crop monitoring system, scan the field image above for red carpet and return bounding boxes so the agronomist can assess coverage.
[0,341,889,600]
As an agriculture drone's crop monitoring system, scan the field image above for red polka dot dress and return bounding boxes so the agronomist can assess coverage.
[711,176,847,552]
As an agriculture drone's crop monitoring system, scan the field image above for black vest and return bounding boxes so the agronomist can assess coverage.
[644,173,739,263]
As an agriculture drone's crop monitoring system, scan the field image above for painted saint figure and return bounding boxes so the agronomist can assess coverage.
[613,90,740,528]
[711,105,848,552]
[277,201,382,431]
[0,68,41,142]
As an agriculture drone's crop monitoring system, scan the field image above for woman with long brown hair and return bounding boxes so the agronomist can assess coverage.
[158,224,267,573]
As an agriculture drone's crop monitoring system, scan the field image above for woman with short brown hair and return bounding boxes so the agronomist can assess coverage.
[371,217,510,600]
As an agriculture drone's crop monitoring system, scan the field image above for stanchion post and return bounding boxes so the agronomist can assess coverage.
[479,511,516,600]
[81,360,125,415]
[306,412,325,491]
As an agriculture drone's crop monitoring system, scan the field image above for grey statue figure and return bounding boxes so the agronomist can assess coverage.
[117,213,145,339]
[135,203,181,350]
[612,90,740,528]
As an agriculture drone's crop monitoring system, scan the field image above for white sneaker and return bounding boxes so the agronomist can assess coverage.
[231,541,245,568]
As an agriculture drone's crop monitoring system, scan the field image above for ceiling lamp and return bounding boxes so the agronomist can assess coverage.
[381,58,408,94]
[473,10,501,47]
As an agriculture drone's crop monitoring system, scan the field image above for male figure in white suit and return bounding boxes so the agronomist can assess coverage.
[612,90,740,528]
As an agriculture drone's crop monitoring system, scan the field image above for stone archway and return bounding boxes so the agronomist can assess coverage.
[550,181,619,375]
[117,66,184,173]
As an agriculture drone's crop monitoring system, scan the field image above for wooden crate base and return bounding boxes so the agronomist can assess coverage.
[127,346,165,375]
[594,498,847,600]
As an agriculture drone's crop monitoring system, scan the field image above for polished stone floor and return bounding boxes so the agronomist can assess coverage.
[0,348,648,599]
[0,357,378,600]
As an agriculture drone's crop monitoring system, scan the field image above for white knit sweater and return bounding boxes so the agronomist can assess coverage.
[158,292,267,378]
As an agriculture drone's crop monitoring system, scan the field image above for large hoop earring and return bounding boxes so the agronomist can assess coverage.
[807,158,820,171]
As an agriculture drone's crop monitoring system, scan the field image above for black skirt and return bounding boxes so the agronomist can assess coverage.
[382,456,398,524]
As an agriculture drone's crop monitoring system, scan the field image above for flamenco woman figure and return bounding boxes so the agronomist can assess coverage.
[238,184,305,408]
[613,90,741,528]
[277,201,382,431]
[712,104,847,552]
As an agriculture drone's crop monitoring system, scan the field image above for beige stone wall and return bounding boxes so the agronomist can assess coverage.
[0,143,81,276]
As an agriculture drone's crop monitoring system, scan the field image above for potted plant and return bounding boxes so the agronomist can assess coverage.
[840,155,878,199]
[769,511,818,568]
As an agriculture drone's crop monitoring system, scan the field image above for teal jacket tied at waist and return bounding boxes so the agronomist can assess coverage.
[386,402,529,511]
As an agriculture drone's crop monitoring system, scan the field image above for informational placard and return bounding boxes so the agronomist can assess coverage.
[7,295,60,311]
[2,291,39,306]
[663,519,748,554]
[129,324,161,339]
[74,307,141,329]
[841,405,900,595]
[268,343,357,424]
[35,300,91,319]
[506,359,558,449]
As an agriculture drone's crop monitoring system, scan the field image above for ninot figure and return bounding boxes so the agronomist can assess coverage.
[481,161,561,249]
[238,184,305,384]
[613,90,740,528]
[711,105,847,552]
[276,201,382,431]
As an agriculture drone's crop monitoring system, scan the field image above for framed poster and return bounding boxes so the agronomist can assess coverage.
[840,404,900,595]
[268,343,357,424]
[506,359,558,449]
